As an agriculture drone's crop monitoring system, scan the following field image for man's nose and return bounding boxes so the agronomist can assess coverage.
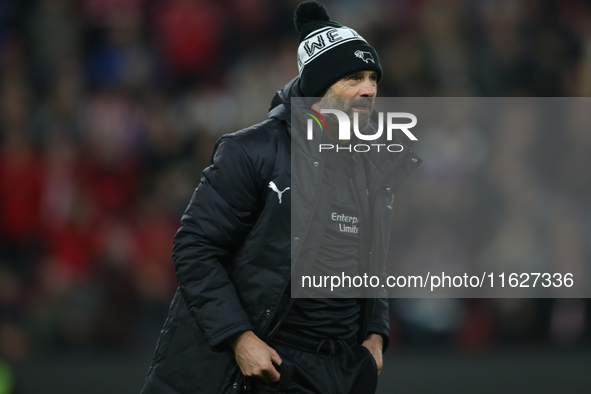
[359,78,376,97]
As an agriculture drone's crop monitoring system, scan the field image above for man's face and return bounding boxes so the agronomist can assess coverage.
[317,70,378,133]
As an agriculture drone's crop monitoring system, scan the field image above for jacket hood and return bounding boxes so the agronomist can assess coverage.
[268,76,310,132]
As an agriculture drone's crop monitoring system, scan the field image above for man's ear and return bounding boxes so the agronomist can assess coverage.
[310,97,325,112]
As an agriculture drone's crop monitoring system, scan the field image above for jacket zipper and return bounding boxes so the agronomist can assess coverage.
[264,155,327,340]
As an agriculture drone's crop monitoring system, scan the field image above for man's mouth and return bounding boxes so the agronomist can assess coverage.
[351,106,370,112]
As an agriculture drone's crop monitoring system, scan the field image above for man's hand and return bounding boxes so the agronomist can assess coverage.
[229,331,282,384]
[362,333,383,375]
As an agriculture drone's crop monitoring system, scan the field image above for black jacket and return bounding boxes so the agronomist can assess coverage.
[141,77,421,394]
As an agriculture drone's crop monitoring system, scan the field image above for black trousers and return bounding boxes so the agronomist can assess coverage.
[248,331,379,394]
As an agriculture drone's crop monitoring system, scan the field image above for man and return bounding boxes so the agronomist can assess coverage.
[141,2,420,393]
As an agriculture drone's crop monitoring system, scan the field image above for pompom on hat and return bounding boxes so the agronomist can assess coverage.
[294,1,382,97]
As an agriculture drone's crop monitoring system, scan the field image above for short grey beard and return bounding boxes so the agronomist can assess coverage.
[319,94,372,133]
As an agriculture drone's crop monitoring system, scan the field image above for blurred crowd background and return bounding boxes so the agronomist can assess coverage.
[1,0,591,392]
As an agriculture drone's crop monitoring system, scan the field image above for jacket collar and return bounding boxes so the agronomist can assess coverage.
[268,76,309,134]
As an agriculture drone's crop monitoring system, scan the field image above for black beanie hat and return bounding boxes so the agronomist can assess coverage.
[294,1,382,97]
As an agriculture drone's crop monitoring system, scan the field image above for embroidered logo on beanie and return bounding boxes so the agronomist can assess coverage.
[354,50,375,64]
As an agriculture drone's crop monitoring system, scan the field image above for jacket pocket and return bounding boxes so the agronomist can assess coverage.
[220,363,242,394]
[359,345,378,377]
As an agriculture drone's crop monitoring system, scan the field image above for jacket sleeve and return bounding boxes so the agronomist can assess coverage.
[367,297,390,352]
[172,136,262,351]
[366,231,391,352]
